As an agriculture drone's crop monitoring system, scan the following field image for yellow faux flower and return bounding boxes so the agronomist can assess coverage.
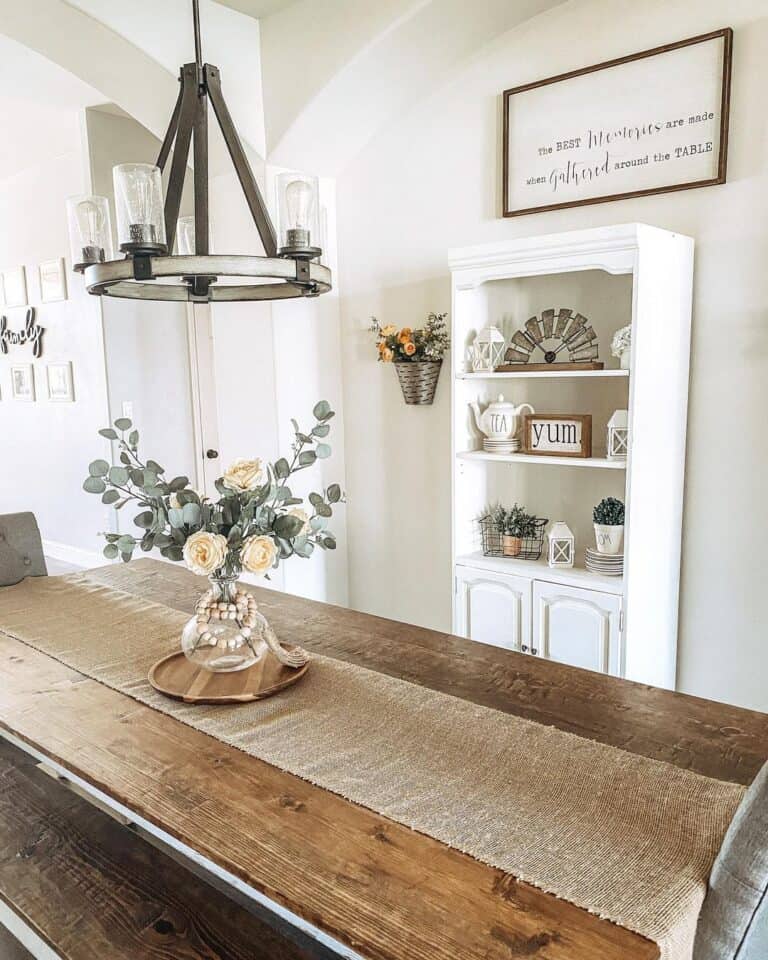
[222,458,265,493]
[381,347,394,362]
[241,535,277,576]
[381,324,397,336]
[397,327,413,344]
[403,341,416,356]
[182,531,228,576]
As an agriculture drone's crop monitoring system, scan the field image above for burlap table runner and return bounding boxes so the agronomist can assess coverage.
[0,572,745,960]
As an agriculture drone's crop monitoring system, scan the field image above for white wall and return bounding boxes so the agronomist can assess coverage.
[336,0,768,711]
[0,140,109,558]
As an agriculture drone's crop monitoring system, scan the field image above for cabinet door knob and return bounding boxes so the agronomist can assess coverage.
[521,644,529,652]
[206,449,219,459]
[531,648,538,655]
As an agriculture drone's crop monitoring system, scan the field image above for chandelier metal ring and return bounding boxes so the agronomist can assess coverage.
[84,255,332,302]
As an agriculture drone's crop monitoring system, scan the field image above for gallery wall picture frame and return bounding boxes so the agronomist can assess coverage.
[46,361,75,402]
[502,28,733,217]
[39,258,68,303]
[10,363,35,401]
[523,413,593,459]
[3,266,28,308]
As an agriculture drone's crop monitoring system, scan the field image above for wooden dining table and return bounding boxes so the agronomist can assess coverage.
[2,558,768,960]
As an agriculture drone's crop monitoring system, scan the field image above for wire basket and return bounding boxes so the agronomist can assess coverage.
[479,517,548,561]
[393,360,442,405]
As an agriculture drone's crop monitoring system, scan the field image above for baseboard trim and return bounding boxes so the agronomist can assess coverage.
[42,539,107,570]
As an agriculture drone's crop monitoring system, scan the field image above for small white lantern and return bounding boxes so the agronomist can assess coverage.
[470,325,506,372]
[548,521,575,568]
[607,409,629,461]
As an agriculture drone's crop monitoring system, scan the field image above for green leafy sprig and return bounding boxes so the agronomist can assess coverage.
[84,401,344,569]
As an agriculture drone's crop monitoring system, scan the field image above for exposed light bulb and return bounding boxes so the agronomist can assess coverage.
[76,200,105,262]
[285,179,314,232]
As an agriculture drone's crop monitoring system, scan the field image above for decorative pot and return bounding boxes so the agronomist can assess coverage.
[619,350,631,370]
[594,524,624,555]
[181,573,270,673]
[502,534,522,557]
[394,360,442,405]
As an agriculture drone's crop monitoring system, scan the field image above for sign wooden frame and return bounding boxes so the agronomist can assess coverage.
[523,414,592,458]
[502,28,733,217]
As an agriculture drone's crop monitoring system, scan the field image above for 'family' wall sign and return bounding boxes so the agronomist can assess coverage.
[502,28,732,217]
[0,308,45,358]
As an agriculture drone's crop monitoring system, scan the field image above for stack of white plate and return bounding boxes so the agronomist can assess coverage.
[483,437,521,454]
[585,547,624,576]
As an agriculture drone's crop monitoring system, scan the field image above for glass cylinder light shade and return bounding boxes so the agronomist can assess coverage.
[66,195,113,271]
[113,163,167,254]
[277,172,320,255]
[177,216,196,255]
[548,521,575,568]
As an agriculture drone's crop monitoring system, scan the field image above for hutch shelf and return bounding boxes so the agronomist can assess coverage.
[449,224,693,689]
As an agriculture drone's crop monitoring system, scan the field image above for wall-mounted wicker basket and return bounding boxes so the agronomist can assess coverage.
[394,360,442,405]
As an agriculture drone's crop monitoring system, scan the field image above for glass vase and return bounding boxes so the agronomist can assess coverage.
[181,574,270,673]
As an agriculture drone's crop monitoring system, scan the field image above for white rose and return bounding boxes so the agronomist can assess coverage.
[241,535,277,577]
[287,507,310,535]
[182,531,228,576]
[222,458,265,493]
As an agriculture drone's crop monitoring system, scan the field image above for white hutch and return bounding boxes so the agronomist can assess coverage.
[449,224,693,689]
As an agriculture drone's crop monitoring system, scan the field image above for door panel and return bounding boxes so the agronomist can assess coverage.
[533,581,622,675]
[455,567,531,651]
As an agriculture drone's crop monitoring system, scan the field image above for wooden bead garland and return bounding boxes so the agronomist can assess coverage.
[195,587,258,652]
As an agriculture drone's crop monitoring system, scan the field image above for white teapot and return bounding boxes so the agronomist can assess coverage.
[469,395,534,440]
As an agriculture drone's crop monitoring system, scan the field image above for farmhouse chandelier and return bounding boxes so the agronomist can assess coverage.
[65,0,330,303]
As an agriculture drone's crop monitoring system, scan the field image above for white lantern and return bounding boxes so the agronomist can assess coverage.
[607,409,629,460]
[548,521,575,568]
[470,325,506,372]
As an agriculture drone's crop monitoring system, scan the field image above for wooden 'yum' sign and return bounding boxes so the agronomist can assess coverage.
[523,413,592,458]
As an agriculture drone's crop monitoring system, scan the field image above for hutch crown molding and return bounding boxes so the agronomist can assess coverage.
[449,223,694,689]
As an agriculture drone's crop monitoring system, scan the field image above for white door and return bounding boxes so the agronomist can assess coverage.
[532,581,622,675]
[186,303,221,495]
[455,567,531,651]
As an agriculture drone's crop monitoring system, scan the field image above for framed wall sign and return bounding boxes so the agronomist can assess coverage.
[503,28,732,217]
[39,258,68,303]
[10,363,35,402]
[523,414,592,458]
[46,361,75,402]
[3,266,27,308]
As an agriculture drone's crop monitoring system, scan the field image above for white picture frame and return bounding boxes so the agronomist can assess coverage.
[39,257,68,303]
[46,361,74,402]
[3,266,27,308]
[10,363,35,401]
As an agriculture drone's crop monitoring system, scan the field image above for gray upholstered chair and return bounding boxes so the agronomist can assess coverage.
[694,760,768,959]
[0,513,47,586]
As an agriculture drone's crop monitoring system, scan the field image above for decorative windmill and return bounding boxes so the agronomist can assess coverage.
[498,308,604,372]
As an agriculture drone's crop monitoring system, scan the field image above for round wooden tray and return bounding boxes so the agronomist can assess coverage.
[148,647,309,704]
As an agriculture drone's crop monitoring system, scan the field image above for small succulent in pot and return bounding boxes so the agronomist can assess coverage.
[502,504,537,557]
[593,497,625,556]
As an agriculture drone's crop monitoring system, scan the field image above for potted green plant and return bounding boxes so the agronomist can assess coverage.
[593,497,625,555]
[502,504,537,557]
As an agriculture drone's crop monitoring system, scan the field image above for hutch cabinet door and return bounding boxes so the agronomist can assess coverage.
[532,581,622,675]
[455,567,531,651]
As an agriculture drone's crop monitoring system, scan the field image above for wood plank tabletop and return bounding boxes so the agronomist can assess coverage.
[2,559,768,960]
